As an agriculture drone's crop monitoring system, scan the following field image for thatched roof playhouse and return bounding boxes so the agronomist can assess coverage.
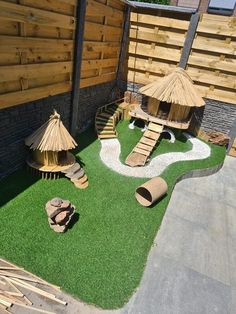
[130,68,205,130]
[25,111,77,178]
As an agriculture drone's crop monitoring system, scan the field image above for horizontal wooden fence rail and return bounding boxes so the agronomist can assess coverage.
[186,13,236,105]
[127,11,190,87]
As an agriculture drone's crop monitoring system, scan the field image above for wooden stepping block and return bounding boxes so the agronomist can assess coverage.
[140,137,156,147]
[125,152,147,167]
[136,143,153,152]
[62,163,81,175]
[71,174,87,184]
[66,168,84,179]
[148,123,163,133]
[74,179,89,189]
[144,130,161,141]
[133,147,150,156]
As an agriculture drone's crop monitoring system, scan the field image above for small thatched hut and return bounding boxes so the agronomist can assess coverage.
[139,67,205,129]
[25,110,77,175]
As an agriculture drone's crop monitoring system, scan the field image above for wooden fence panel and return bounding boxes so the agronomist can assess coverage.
[186,13,236,105]
[127,11,189,87]
[81,0,125,89]
[0,0,125,108]
[0,0,76,109]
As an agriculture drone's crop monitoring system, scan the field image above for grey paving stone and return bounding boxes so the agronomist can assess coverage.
[166,190,227,233]
[226,205,236,239]
[227,236,236,288]
[124,255,231,314]
[156,213,230,286]
[176,174,226,202]
[230,288,236,314]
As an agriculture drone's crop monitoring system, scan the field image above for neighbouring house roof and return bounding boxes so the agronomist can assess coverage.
[25,110,77,152]
[139,67,205,107]
[129,1,197,13]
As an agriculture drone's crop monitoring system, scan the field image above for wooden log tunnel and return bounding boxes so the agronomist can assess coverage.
[135,177,168,207]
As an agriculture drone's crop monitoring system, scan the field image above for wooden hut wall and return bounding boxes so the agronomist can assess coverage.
[186,13,236,105]
[127,11,190,86]
[0,0,126,109]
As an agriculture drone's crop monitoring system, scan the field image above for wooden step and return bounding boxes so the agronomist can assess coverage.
[61,163,80,174]
[133,147,150,156]
[65,168,84,179]
[96,116,113,123]
[99,112,114,119]
[99,134,117,139]
[97,125,114,131]
[125,152,147,167]
[144,130,161,141]
[97,130,116,135]
[140,137,156,147]
[148,123,163,133]
[74,179,89,189]
[96,119,113,126]
[71,174,87,184]
[136,143,153,152]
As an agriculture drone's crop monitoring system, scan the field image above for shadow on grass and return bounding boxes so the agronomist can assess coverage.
[0,167,40,207]
[67,212,80,231]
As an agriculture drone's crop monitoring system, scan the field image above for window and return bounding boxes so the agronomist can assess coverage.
[208,0,236,15]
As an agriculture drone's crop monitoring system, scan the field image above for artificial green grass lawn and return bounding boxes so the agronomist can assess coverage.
[0,121,226,309]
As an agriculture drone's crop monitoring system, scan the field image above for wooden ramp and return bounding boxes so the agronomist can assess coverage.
[95,104,122,139]
[125,122,163,167]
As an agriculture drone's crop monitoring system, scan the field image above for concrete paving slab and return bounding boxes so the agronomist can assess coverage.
[166,190,227,233]
[122,255,231,314]
[155,213,230,286]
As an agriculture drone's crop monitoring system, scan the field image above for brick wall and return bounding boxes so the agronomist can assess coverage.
[0,92,71,179]
[77,80,118,133]
[193,99,236,135]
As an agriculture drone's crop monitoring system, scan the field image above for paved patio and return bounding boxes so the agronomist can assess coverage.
[11,156,236,314]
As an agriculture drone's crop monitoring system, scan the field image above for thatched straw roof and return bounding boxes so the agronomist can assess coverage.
[139,67,205,107]
[25,110,77,152]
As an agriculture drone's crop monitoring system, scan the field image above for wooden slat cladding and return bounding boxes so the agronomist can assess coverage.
[81,0,125,88]
[0,0,76,109]
[186,13,236,105]
[127,11,189,87]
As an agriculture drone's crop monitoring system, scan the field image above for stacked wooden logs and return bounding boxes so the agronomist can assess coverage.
[45,198,75,233]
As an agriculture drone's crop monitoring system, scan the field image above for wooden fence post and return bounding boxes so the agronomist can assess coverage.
[179,12,200,69]
[70,0,87,137]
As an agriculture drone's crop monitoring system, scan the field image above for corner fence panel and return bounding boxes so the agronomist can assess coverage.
[127,11,190,85]
[186,13,236,105]
[0,0,77,109]
[81,0,126,88]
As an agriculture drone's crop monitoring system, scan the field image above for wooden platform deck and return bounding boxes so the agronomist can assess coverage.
[129,104,190,130]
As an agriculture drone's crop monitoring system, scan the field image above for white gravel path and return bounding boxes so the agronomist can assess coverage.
[99,133,211,178]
